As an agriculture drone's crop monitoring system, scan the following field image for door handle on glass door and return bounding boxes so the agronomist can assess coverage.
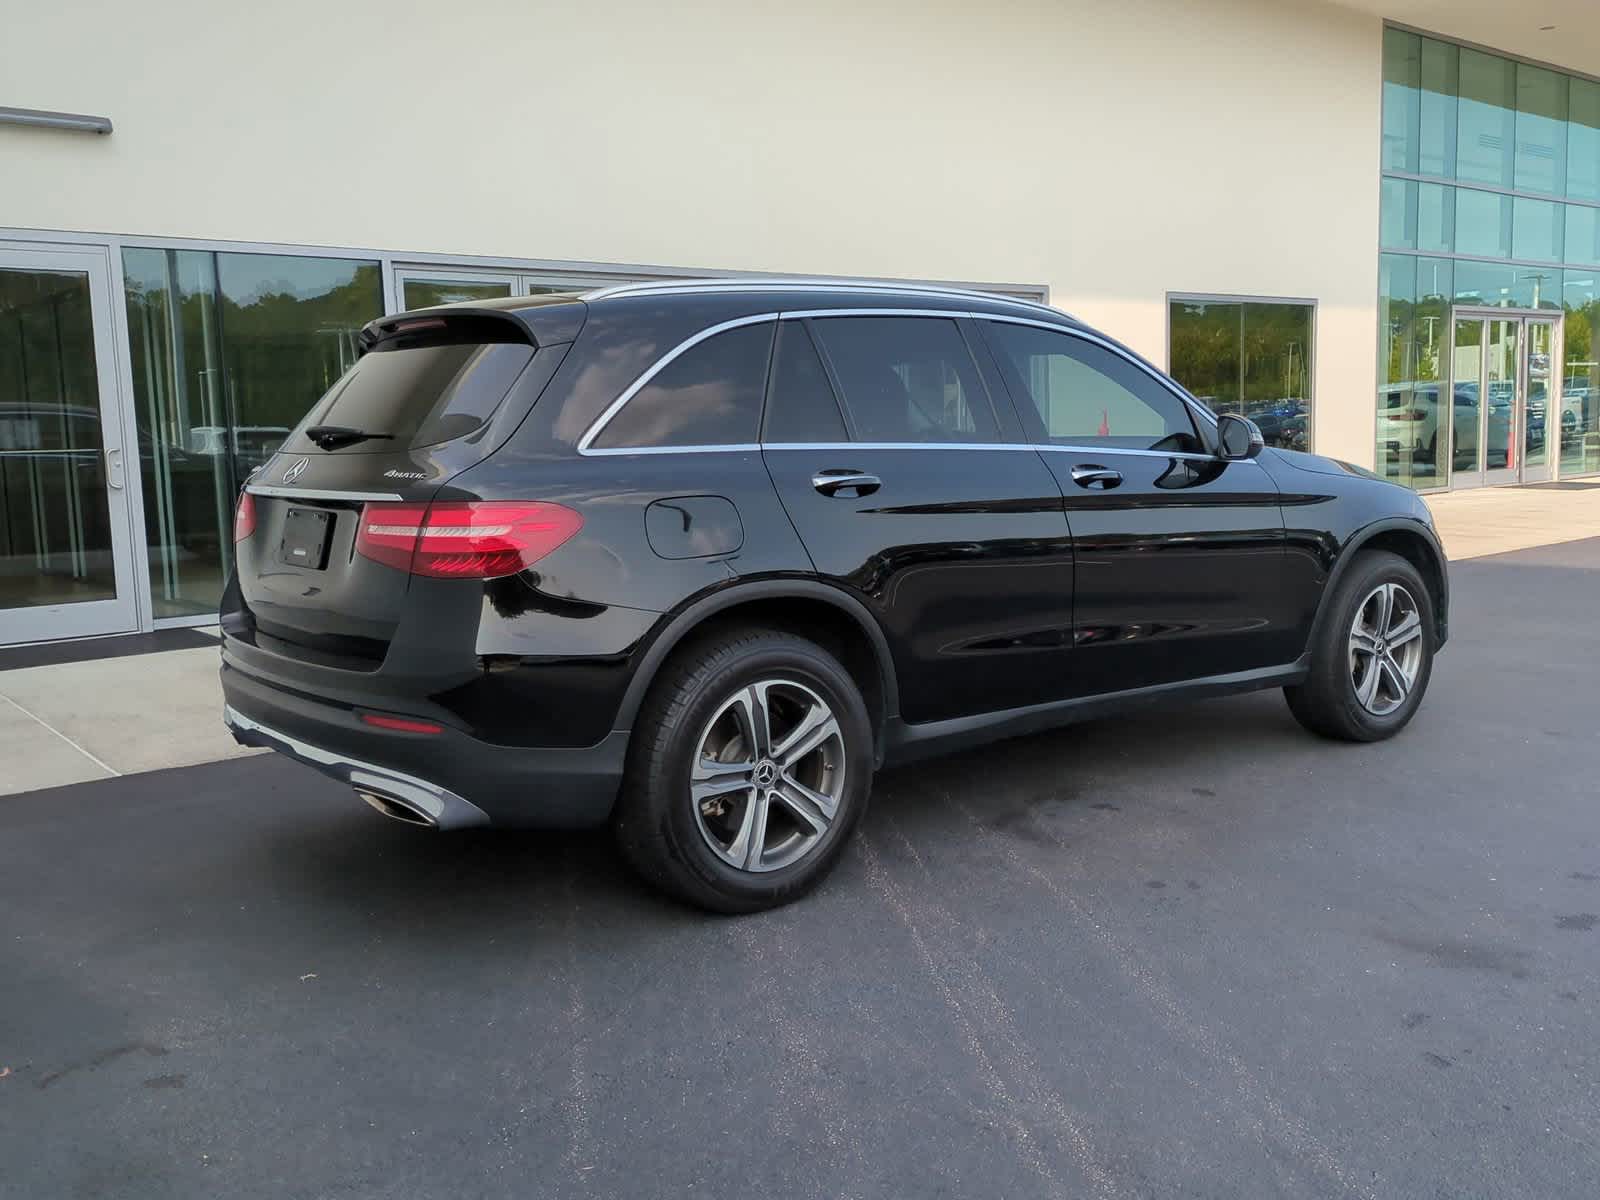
[105,447,124,489]
[811,470,881,498]
[1070,464,1121,489]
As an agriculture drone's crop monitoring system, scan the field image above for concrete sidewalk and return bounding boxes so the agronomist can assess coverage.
[0,632,258,796]
[1,482,1594,797]
[1424,481,1600,560]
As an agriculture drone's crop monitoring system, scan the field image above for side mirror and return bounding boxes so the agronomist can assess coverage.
[1216,413,1265,461]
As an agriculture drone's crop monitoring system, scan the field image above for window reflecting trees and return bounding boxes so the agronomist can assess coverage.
[1169,300,1312,452]
[124,250,381,616]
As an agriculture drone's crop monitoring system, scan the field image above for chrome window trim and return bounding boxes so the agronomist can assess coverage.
[576,306,1221,455]
[574,439,1261,465]
[245,485,405,502]
[581,277,1059,316]
[579,443,764,458]
[761,440,1259,464]
[763,441,1035,452]
[1035,444,1261,465]
[780,306,1000,320]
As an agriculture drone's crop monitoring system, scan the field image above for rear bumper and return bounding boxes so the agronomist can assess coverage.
[221,661,626,829]
[225,705,491,829]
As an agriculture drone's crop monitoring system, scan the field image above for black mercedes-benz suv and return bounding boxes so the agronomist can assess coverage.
[222,279,1448,912]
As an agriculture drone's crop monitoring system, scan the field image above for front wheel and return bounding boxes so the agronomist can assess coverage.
[613,628,873,913]
[1285,550,1436,742]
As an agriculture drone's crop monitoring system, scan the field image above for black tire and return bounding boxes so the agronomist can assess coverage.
[1284,549,1436,742]
[612,627,874,913]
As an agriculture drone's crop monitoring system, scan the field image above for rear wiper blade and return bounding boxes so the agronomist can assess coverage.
[305,425,396,450]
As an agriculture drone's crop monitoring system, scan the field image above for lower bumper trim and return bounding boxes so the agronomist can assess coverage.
[225,704,491,830]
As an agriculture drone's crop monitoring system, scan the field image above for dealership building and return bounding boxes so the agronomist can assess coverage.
[3,0,1598,646]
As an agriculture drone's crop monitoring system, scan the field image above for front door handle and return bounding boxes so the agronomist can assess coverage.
[1070,464,1121,489]
[812,469,881,498]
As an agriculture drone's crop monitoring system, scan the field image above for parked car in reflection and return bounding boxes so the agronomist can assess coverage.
[1247,399,1310,452]
[1377,382,1516,470]
[1561,384,1593,438]
[1185,398,1308,451]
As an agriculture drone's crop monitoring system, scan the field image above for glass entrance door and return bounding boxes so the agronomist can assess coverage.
[0,245,139,644]
[1523,319,1557,484]
[1481,318,1518,486]
[1449,311,1563,488]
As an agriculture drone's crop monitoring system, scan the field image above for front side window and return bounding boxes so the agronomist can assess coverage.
[808,316,998,443]
[592,321,775,449]
[984,322,1203,453]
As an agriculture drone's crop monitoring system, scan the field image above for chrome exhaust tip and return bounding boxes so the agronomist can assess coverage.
[356,789,436,827]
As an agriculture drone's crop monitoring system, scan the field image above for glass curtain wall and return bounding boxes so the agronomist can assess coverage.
[1379,29,1600,484]
[123,250,382,616]
[1168,300,1313,451]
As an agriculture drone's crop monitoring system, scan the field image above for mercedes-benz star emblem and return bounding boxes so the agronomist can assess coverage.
[281,456,309,484]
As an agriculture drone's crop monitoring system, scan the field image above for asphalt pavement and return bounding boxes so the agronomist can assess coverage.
[3,539,1599,1199]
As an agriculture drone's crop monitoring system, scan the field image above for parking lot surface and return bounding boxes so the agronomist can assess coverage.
[3,539,1598,1199]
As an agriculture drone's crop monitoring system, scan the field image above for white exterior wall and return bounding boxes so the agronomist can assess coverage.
[2,0,1384,463]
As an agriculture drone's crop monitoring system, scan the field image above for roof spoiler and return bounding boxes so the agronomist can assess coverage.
[359,309,537,354]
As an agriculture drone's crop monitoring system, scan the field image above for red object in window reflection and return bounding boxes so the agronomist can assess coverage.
[1098,409,1110,437]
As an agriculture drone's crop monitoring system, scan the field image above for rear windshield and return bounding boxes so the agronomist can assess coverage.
[288,340,535,452]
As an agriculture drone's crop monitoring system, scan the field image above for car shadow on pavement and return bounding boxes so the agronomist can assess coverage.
[251,807,685,929]
[235,686,1314,937]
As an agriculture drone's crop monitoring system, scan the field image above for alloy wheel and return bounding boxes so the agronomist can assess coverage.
[1348,582,1424,716]
[691,679,846,873]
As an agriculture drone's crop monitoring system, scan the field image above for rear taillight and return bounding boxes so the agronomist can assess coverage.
[233,491,257,542]
[354,500,582,579]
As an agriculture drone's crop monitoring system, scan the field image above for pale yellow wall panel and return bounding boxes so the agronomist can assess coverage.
[1,0,1385,463]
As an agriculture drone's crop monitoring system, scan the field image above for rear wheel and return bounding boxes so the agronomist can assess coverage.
[613,628,873,913]
[1285,550,1435,742]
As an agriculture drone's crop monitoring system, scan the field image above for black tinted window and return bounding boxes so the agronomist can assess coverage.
[984,322,1203,453]
[594,321,775,449]
[810,317,997,443]
[763,321,847,443]
[295,339,534,452]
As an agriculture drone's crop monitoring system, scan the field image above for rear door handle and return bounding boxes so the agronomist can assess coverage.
[812,469,881,498]
[105,447,124,490]
[1070,464,1121,490]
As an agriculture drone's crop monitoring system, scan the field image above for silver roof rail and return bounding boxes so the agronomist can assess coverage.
[579,277,1070,321]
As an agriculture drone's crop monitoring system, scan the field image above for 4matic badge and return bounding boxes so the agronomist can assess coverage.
[384,469,426,480]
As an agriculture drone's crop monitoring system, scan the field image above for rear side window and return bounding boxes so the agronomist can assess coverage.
[592,321,775,449]
[762,321,847,443]
[809,316,997,443]
[297,339,535,452]
[983,321,1203,453]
